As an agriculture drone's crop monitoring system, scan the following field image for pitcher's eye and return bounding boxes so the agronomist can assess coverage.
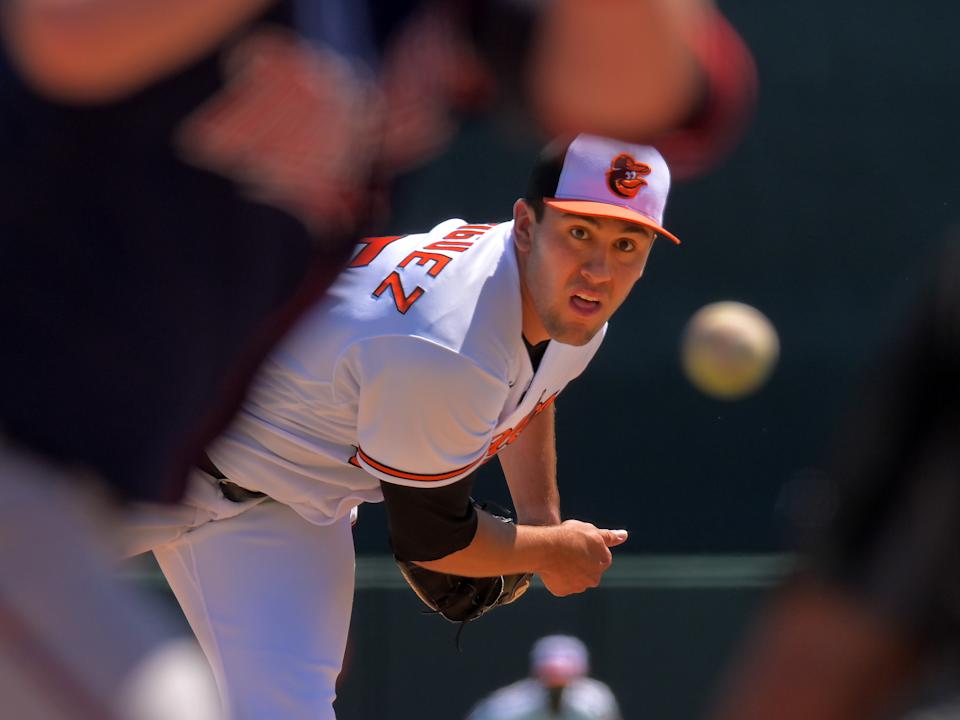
[570,227,589,240]
[615,238,636,253]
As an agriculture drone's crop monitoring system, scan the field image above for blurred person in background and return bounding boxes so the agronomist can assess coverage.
[0,0,756,717]
[707,237,960,720]
[466,634,623,720]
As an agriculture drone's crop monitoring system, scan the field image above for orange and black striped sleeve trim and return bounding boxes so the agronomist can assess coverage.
[355,446,484,483]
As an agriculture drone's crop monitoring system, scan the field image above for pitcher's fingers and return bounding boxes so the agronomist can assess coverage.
[601,529,629,547]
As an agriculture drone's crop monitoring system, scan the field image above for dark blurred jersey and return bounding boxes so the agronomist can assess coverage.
[0,1,367,502]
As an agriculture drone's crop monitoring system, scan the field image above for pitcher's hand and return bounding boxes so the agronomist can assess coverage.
[537,520,628,597]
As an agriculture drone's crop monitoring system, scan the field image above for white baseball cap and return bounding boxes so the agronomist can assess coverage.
[530,634,589,687]
[526,133,680,244]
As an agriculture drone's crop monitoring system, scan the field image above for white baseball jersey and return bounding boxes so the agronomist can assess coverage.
[466,678,623,720]
[207,219,605,525]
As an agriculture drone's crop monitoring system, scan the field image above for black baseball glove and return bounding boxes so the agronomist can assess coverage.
[395,500,532,623]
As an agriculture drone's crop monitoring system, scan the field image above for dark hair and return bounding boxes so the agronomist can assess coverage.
[523,137,573,221]
[524,196,546,221]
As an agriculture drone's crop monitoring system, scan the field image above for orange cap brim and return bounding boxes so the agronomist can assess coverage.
[544,199,681,245]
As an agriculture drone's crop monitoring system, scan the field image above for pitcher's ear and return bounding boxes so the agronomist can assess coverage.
[513,199,535,251]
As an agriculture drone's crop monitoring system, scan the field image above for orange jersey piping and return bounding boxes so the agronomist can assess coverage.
[355,447,484,483]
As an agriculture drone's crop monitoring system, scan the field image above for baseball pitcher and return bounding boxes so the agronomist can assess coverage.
[123,134,683,719]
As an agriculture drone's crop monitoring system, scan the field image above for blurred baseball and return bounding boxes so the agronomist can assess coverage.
[681,301,779,400]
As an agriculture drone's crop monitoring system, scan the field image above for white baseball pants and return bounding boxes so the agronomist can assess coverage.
[125,473,357,720]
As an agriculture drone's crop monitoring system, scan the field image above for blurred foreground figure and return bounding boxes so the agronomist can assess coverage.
[466,635,623,720]
[0,0,484,716]
[707,238,960,720]
[467,0,757,179]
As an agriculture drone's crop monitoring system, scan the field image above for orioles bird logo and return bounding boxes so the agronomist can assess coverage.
[606,153,651,199]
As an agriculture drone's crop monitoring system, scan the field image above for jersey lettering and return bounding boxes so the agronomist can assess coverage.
[397,250,452,278]
[368,223,496,314]
[350,235,404,267]
[423,240,474,253]
[486,392,558,457]
[372,272,425,314]
[443,224,496,240]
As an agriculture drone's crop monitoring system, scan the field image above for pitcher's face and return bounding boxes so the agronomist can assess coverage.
[514,201,655,346]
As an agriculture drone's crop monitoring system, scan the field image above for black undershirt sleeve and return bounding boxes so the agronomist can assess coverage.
[381,336,548,562]
[380,473,479,562]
